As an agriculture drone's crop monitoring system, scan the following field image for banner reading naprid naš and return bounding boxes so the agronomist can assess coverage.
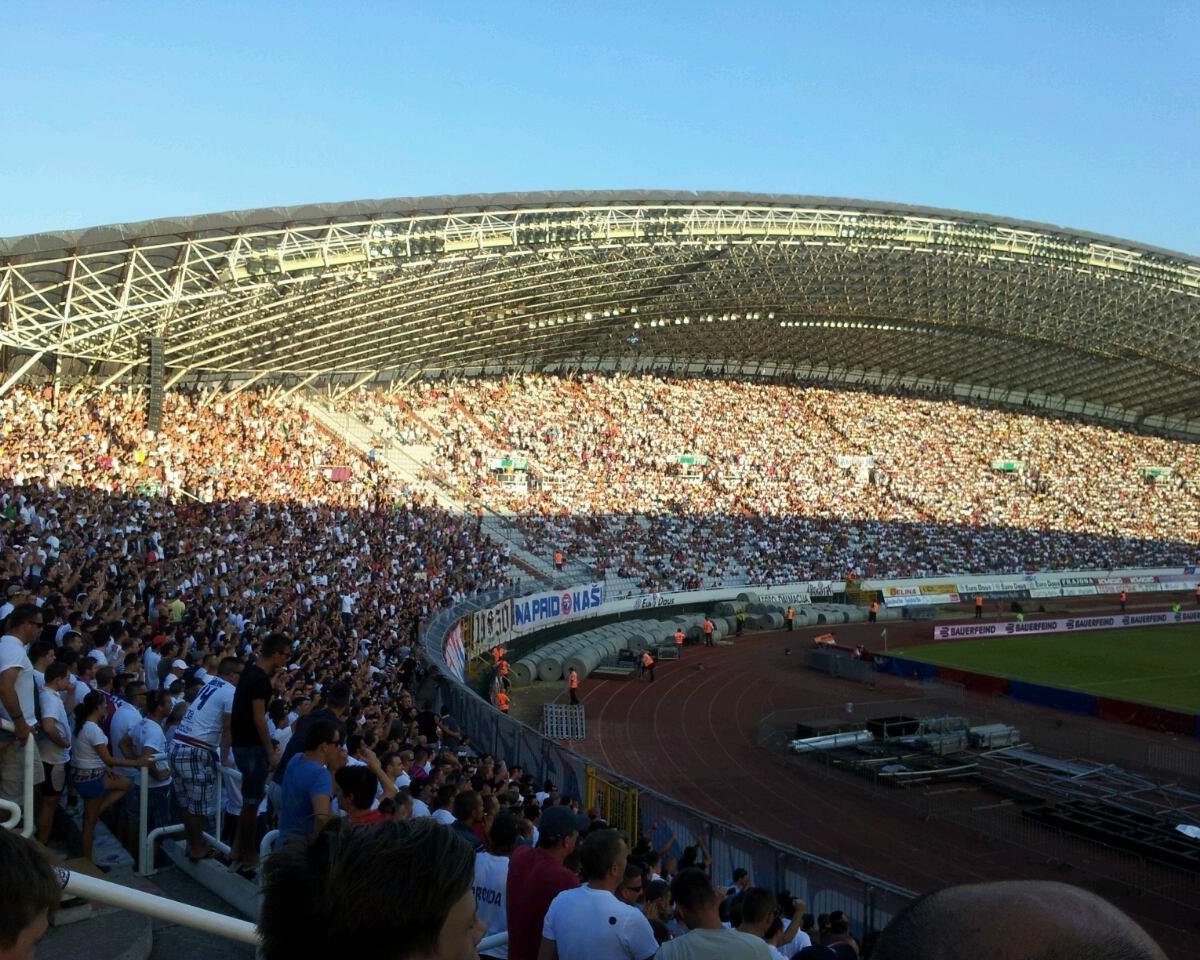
[512,582,605,635]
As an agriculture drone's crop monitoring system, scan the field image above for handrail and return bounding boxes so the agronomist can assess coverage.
[0,718,36,837]
[57,867,259,945]
[0,737,257,946]
[214,762,242,849]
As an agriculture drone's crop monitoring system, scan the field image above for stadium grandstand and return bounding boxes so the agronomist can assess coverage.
[1,192,1195,960]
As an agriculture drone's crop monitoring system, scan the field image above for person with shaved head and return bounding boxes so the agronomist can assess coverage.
[871,880,1167,960]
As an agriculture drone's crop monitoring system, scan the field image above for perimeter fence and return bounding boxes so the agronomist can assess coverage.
[422,601,917,938]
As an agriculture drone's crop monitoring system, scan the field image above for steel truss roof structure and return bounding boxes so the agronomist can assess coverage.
[2,191,1198,434]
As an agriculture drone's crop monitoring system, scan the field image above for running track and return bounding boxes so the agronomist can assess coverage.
[572,629,1200,956]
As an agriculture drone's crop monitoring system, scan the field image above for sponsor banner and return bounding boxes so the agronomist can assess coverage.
[1028,575,1093,590]
[468,600,515,658]
[920,582,959,596]
[884,593,959,608]
[443,621,466,681]
[758,588,812,606]
[884,585,921,598]
[756,581,839,601]
[1033,584,1098,597]
[1153,574,1196,585]
[933,608,1200,640]
[633,593,675,610]
[512,581,605,635]
[605,588,737,616]
[957,578,1027,594]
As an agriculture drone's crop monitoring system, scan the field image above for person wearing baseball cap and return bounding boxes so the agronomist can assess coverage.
[506,804,589,960]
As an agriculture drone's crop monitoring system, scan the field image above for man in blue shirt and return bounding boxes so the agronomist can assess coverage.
[278,718,343,842]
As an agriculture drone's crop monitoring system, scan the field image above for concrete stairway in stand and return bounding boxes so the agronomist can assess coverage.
[301,395,560,589]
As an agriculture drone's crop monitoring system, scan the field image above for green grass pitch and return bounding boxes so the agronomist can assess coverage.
[892,624,1200,713]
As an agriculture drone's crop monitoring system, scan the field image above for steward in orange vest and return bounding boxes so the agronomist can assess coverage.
[567,667,580,705]
[496,690,510,713]
[641,650,656,682]
[869,600,879,623]
[674,628,685,646]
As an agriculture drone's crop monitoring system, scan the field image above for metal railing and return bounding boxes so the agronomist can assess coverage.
[58,867,259,945]
[2,723,261,946]
[420,600,919,937]
[0,718,37,837]
[2,732,272,938]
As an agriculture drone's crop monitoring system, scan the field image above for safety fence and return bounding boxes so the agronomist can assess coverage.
[423,603,918,938]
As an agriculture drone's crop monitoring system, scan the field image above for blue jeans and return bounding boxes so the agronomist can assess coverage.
[232,746,270,805]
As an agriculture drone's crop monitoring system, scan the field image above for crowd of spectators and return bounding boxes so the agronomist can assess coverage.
[0,384,514,856]
[347,375,1200,590]
[0,377,1179,960]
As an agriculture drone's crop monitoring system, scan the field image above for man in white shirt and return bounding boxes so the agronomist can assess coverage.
[0,584,23,624]
[476,811,517,960]
[35,662,72,843]
[131,690,175,832]
[143,642,163,691]
[410,778,433,819]
[655,870,771,960]
[168,657,243,861]
[102,676,147,849]
[540,828,658,960]
[0,604,47,814]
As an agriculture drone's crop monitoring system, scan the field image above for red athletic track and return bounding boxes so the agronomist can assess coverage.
[571,620,1200,959]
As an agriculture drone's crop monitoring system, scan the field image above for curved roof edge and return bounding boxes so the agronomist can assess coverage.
[3,190,1198,265]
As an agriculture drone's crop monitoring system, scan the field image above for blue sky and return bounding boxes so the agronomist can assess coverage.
[3,2,1197,254]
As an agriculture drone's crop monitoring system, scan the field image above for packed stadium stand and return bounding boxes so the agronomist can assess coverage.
[1,193,1196,959]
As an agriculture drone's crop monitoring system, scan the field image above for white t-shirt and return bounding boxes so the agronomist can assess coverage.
[654,928,773,960]
[108,701,143,778]
[177,676,235,749]
[272,722,294,755]
[431,808,456,826]
[70,676,92,709]
[543,885,658,960]
[0,634,36,726]
[411,797,431,818]
[37,687,71,765]
[144,648,162,691]
[473,851,509,959]
[133,717,171,786]
[72,720,109,771]
[778,920,812,958]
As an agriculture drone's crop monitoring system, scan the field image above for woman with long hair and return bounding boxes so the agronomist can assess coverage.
[71,690,150,862]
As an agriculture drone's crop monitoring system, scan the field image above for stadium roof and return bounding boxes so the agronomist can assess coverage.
[2,191,1199,434]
